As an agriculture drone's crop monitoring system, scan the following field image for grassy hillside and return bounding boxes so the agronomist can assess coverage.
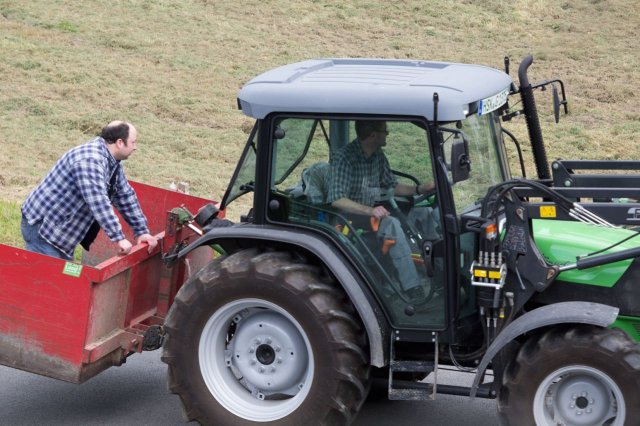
[1,0,639,227]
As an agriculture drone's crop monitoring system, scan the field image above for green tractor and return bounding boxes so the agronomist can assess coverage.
[162,56,640,425]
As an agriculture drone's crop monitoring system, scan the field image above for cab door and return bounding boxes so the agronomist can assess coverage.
[265,116,448,329]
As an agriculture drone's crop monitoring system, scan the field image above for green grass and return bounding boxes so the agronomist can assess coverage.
[0,200,22,248]
[1,0,639,244]
[0,199,83,260]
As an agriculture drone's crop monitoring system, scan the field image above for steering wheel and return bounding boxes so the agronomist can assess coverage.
[414,188,437,206]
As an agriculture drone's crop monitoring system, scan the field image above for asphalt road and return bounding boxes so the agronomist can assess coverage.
[0,351,499,425]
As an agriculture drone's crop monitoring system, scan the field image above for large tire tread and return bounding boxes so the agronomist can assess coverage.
[498,324,640,426]
[162,248,370,425]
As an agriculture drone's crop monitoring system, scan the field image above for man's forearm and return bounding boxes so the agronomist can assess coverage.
[396,182,435,196]
[114,184,150,236]
[331,198,373,216]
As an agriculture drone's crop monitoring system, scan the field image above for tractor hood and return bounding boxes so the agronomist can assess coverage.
[533,220,640,287]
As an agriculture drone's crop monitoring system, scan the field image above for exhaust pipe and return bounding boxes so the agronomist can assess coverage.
[518,56,551,180]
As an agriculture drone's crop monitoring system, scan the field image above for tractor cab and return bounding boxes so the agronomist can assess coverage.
[225,58,513,330]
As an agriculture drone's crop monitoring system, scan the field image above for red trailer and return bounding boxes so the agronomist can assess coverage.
[0,181,218,383]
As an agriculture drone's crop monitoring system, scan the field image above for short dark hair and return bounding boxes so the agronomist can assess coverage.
[355,120,385,140]
[100,122,130,145]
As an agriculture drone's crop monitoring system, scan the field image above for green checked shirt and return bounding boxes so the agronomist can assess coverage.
[328,139,397,206]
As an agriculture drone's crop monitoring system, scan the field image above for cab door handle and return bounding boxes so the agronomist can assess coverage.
[422,241,434,277]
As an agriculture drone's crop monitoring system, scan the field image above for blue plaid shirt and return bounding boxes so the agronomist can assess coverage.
[22,137,149,257]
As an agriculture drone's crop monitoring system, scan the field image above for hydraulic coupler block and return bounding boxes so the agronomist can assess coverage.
[470,251,507,289]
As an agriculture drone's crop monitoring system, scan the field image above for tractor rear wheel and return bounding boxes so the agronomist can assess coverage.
[498,325,640,426]
[162,249,370,425]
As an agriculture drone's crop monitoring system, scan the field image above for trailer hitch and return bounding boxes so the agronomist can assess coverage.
[142,325,164,351]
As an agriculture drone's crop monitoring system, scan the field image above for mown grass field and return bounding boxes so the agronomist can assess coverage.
[1,0,639,244]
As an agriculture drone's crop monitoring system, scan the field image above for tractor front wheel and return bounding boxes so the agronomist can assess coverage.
[498,325,640,426]
[162,249,370,425]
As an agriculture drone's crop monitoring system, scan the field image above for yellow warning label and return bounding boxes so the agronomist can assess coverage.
[540,205,557,218]
[488,270,501,279]
[474,269,487,278]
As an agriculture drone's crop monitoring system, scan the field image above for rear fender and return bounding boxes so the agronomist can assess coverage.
[168,224,388,367]
[470,301,619,398]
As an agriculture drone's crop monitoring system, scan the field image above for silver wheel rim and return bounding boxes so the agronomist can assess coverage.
[533,365,625,426]
[198,298,314,422]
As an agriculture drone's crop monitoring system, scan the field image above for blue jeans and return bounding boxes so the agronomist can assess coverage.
[377,216,421,291]
[21,216,73,260]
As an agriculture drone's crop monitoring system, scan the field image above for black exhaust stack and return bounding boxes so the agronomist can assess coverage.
[518,56,551,180]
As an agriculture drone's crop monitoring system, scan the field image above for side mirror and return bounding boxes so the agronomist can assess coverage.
[274,126,286,139]
[451,137,471,183]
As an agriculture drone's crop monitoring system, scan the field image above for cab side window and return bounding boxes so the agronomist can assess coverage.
[271,118,331,203]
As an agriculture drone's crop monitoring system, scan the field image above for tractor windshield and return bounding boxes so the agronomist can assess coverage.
[443,111,509,214]
[440,111,510,324]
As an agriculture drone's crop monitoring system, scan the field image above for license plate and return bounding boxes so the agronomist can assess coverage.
[479,88,509,116]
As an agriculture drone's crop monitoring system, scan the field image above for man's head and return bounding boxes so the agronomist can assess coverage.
[355,120,388,154]
[101,121,137,160]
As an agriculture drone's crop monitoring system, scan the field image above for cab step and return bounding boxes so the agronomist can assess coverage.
[387,332,439,400]
[389,359,433,373]
[388,382,435,401]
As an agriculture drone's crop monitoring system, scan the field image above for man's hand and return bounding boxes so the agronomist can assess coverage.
[370,205,391,219]
[117,239,133,255]
[136,233,158,253]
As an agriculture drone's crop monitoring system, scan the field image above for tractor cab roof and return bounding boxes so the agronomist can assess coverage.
[238,58,512,121]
